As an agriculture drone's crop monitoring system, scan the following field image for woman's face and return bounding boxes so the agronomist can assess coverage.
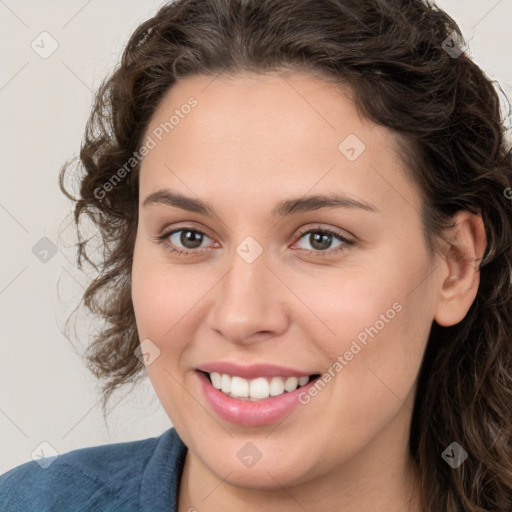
[132,72,443,490]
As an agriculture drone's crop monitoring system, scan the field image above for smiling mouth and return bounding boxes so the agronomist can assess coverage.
[199,370,321,401]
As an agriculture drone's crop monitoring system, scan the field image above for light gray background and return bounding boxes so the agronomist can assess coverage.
[1,0,511,473]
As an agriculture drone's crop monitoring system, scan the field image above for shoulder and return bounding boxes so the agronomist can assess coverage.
[0,428,186,512]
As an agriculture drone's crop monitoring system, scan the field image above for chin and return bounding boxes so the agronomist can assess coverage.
[199,443,317,490]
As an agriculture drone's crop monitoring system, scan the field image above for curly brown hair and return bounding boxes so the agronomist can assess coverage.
[59,0,512,509]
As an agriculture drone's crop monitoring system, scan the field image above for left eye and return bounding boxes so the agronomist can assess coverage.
[293,228,351,253]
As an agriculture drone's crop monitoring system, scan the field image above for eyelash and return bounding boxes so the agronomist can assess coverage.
[154,225,355,259]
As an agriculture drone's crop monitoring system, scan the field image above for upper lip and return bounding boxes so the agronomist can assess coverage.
[196,362,317,380]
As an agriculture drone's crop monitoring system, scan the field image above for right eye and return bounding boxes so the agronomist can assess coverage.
[155,227,215,256]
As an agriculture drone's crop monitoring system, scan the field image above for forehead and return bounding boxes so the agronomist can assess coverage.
[139,72,420,218]
[143,71,381,158]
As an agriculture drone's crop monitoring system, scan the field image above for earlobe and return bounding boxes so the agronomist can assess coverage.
[434,210,487,327]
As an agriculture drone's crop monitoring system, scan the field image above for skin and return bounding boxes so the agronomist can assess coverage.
[131,71,487,512]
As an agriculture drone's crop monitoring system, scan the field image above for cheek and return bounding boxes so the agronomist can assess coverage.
[131,240,191,342]
[131,244,208,393]
[305,250,434,410]
[131,250,194,425]
[131,275,174,341]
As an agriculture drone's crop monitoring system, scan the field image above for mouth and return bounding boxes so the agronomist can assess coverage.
[198,370,321,401]
[196,369,323,426]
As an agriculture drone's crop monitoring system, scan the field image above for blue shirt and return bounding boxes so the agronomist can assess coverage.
[0,428,187,512]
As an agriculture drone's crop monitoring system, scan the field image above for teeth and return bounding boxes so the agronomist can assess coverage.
[250,377,269,399]
[208,372,312,400]
[269,376,284,397]
[231,376,249,398]
[221,373,231,394]
[284,376,298,392]
[210,371,222,389]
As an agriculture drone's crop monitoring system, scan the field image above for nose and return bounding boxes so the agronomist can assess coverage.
[207,243,289,346]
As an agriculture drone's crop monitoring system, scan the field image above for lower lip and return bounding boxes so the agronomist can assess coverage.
[196,370,320,427]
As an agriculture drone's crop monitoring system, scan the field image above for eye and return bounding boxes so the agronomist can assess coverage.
[155,227,214,256]
[292,226,354,258]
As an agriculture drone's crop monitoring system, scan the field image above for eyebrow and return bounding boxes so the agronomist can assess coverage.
[142,189,378,220]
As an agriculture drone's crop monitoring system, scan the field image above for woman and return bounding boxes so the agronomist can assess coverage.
[1,0,511,510]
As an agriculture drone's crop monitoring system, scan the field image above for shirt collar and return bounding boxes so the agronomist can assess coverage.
[140,428,188,511]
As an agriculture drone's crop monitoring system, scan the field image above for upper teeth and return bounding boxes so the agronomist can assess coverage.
[209,372,310,400]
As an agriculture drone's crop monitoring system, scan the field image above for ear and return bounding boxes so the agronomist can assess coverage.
[434,210,487,327]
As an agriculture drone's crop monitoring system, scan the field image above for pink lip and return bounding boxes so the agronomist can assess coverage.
[196,370,320,427]
[196,361,314,379]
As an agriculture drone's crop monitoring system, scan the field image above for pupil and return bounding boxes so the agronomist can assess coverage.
[181,230,202,249]
[311,232,331,250]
